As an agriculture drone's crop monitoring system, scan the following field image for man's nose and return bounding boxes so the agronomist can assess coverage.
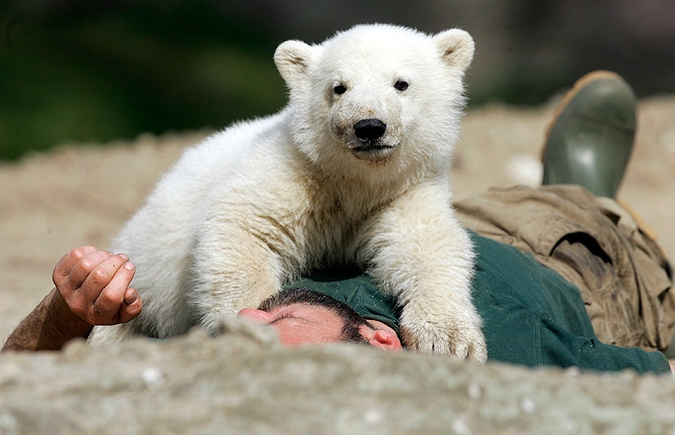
[237,308,274,323]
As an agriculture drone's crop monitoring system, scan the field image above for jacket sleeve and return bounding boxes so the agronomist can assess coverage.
[537,312,671,374]
[479,293,671,374]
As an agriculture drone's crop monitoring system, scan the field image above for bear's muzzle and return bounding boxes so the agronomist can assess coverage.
[354,118,387,141]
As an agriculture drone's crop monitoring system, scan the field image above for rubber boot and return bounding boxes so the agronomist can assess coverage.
[541,71,636,198]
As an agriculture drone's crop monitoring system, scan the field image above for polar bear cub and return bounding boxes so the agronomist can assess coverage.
[90,24,486,361]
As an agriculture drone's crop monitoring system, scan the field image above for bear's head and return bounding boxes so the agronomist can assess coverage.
[274,24,474,182]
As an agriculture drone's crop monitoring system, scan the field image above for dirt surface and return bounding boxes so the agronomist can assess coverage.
[2,96,675,342]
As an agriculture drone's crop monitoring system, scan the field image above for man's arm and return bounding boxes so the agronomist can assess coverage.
[2,246,142,352]
[2,287,94,351]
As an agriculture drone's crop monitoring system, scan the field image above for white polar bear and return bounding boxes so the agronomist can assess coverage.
[90,24,486,361]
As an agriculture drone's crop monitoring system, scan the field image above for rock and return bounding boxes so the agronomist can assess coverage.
[1,320,674,435]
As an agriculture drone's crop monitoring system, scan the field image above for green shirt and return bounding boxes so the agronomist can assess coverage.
[290,232,671,374]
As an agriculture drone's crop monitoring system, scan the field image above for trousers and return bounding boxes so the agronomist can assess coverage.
[455,185,674,352]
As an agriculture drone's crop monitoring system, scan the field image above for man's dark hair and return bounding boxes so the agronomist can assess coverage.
[257,287,372,344]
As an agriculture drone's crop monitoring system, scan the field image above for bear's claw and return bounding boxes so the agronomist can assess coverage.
[399,313,488,363]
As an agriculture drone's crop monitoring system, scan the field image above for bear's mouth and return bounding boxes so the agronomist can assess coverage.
[353,142,392,153]
[350,140,396,155]
[351,145,396,163]
[349,140,398,162]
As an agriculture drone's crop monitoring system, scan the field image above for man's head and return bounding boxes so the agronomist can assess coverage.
[237,287,401,350]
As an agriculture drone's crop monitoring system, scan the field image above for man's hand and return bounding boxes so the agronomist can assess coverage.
[2,246,143,352]
[53,246,142,326]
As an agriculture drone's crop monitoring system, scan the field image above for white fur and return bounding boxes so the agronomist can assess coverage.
[89,24,486,361]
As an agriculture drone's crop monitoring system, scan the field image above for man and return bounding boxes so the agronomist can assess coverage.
[1,247,403,351]
[3,71,673,374]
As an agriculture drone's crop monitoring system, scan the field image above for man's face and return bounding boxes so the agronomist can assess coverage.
[236,288,391,348]
[238,302,355,346]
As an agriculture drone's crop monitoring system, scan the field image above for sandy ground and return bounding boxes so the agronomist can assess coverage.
[2,96,674,342]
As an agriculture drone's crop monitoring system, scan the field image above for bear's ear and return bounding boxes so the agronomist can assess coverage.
[433,29,475,72]
[274,40,316,88]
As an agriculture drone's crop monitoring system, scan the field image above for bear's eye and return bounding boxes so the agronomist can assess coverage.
[333,84,347,95]
[394,80,409,91]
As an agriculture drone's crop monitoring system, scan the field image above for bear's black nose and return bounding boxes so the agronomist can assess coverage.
[354,118,386,141]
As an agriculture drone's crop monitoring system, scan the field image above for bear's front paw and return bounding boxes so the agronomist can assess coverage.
[398,308,487,363]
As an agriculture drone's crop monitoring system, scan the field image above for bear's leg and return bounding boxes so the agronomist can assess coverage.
[362,182,487,362]
[88,323,136,345]
[189,224,290,335]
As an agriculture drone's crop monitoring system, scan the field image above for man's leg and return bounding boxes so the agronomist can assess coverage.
[457,71,675,351]
[540,70,675,352]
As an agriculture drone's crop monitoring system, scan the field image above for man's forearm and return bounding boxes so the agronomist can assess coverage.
[2,289,93,352]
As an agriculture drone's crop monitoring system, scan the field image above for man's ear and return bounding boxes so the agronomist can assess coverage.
[369,330,402,351]
[274,40,317,89]
[361,325,402,351]
[433,28,475,72]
